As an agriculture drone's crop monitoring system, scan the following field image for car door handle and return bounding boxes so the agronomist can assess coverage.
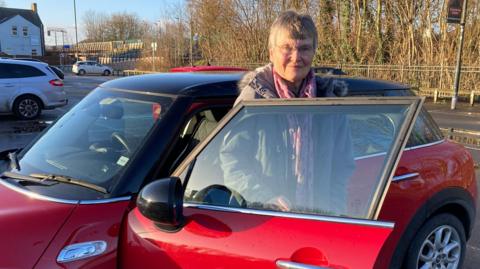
[2,84,14,87]
[276,260,331,269]
[392,172,420,182]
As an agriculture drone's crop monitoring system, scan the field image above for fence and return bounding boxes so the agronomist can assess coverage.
[212,62,480,104]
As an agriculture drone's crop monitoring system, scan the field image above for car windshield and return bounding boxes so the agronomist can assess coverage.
[16,87,174,192]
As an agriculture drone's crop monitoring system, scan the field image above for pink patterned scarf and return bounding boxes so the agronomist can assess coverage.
[273,69,316,211]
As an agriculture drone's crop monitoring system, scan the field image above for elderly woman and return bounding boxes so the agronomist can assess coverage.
[221,10,354,215]
[236,10,347,105]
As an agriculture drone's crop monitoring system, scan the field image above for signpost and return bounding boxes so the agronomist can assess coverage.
[447,0,463,23]
[448,0,468,110]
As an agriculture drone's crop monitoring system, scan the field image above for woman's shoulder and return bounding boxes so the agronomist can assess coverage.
[236,64,277,104]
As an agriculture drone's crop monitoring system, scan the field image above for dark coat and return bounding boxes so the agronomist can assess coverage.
[220,64,355,216]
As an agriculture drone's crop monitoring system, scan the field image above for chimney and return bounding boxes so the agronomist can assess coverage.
[31,3,37,13]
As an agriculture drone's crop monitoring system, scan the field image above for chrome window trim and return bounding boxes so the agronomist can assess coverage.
[404,139,445,151]
[354,139,444,161]
[354,152,387,161]
[79,196,132,204]
[184,203,394,229]
[0,178,131,204]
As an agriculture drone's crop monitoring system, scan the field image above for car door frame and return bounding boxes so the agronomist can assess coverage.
[174,97,424,220]
[124,97,425,269]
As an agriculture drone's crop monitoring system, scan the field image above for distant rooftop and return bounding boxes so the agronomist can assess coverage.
[0,3,42,27]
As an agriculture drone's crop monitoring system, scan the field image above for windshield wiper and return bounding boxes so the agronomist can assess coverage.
[1,171,55,186]
[1,171,108,194]
[29,173,108,194]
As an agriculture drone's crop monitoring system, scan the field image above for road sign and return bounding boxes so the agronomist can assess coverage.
[447,0,463,23]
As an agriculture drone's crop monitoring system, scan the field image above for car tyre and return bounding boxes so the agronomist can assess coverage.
[78,69,86,76]
[103,70,111,76]
[13,95,42,120]
[405,213,466,269]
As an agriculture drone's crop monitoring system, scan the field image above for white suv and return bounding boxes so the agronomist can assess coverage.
[0,59,68,119]
[72,61,113,76]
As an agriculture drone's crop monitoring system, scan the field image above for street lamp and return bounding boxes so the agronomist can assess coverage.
[73,0,78,53]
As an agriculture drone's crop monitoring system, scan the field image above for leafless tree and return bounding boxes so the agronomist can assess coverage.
[82,10,148,42]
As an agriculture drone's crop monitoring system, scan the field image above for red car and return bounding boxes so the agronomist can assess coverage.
[0,73,476,269]
[170,65,248,72]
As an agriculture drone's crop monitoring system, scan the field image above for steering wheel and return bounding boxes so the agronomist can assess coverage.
[194,184,247,208]
[111,132,132,154]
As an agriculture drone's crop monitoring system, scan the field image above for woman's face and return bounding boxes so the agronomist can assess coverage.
[269,29,315,86]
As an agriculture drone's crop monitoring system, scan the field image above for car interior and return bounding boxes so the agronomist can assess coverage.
[168,106,231,174]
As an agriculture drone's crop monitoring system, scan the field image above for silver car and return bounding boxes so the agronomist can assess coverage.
[72,61,113,76]
[0,59,68,119]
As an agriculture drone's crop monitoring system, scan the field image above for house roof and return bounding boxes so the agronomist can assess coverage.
[0,7,42,27]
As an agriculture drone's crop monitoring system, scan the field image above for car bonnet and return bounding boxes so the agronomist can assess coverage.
[0,180,76,268]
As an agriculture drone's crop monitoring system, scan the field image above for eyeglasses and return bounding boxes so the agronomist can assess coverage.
[276,44,314,56]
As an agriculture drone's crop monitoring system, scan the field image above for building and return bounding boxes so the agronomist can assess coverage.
[0,3,45,56]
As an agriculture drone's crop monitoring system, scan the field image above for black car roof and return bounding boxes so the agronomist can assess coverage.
[99,72,410,98]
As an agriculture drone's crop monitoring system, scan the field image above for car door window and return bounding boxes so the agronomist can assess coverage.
[0,63,14,78]
[406,109,444,147]
[7,64,45,78]
[167,106,230,174]
[178,98,422,219]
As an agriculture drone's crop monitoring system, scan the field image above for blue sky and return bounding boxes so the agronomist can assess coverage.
[4,0,184,45]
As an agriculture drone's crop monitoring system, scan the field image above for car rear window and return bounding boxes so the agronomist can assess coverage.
[2,63,46,78]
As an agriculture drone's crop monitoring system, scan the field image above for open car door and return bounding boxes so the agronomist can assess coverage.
[122,97,423,269]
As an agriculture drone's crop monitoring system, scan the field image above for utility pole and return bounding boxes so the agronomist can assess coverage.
[73,0,79,56]
[451,0,468,110]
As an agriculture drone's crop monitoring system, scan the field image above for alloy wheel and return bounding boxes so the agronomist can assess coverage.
[18,98,40,119]
[416,225,461,269]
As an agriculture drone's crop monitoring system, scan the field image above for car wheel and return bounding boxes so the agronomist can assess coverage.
[78,69,86,76]
[13,95,42,120]
[103,70,111,76]
[405,213,466,269]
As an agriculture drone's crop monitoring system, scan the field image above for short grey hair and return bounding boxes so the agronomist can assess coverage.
[268,10,318,50]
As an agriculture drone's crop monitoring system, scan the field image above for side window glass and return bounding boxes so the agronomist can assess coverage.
[407,109,443,147]
[10,64,46,78]
[0,64,13,78]
[181,104,413,219]
[169,107,230,173]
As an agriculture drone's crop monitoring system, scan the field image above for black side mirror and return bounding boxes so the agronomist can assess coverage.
[137,177,184,231]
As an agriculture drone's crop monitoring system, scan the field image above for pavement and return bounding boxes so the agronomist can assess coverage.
[425,101,480,132]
